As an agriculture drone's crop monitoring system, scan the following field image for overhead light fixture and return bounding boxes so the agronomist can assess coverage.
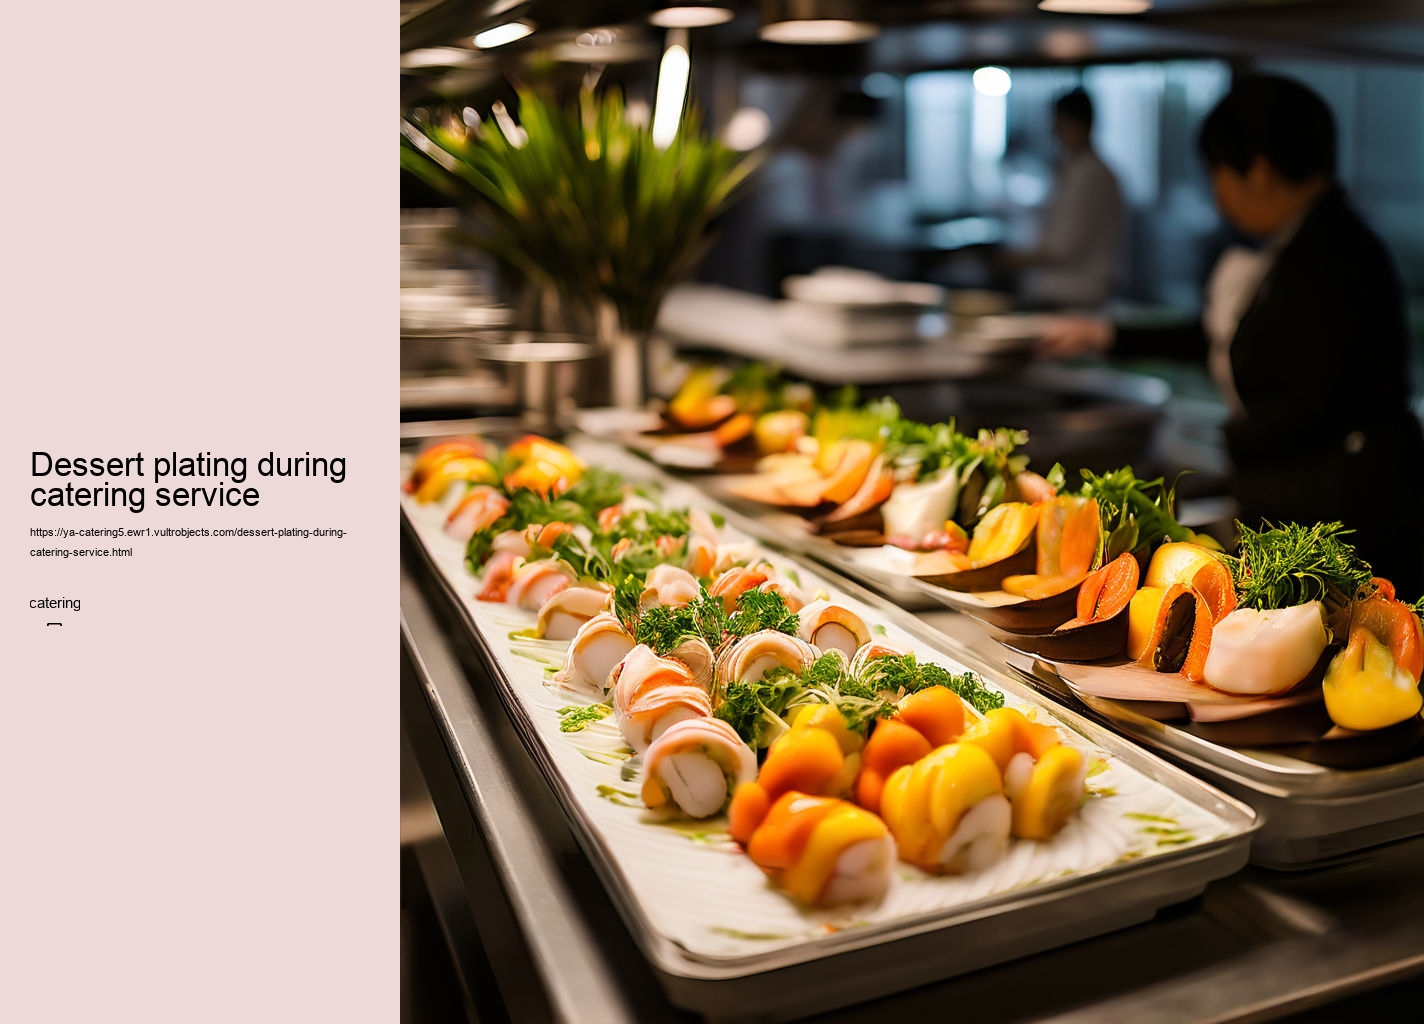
[972,66,1012,97]
[759,0,879,44]
[1037,0,1151,13]
[649,6,735,28]
[651,43,691,149]
[473,21,534,48]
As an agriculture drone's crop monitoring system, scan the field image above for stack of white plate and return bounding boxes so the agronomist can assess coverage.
[778,267,946,348]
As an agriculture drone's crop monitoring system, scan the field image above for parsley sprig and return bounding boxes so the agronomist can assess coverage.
[714,650,1005,750]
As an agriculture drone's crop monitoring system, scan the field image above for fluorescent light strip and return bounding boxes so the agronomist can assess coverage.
[759,20,879,44]
[649,6,734,28]
[651,43,691,149]
[473,21,534,48]
[1037,0,1151,13]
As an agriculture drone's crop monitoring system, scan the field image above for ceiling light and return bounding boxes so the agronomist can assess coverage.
[400,47,478,69]
[1037,0,1151,13]
[760,0,879,44]
[649,6,735,28]
[473,21,534,48]
[1041,29,1095,59]
[972,66,1012,97]
[722,107,771,151]
[652,43,691,149]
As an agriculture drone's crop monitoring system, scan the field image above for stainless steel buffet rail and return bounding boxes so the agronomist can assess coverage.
[401,542,1424,1024]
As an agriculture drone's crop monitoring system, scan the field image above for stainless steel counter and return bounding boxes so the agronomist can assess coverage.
[401,543,1424,1023]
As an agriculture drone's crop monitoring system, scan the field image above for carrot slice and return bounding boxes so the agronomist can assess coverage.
[745,792,835,869]
[820,440,877,506]
[1002,573,1087,601]
[857,721,933,813]
[757,728,846,799]
[1035,496,1100,577]
[1076,553,1141,622]
[895,687,967,747]
[729,782,771,845]
[1180,594,1214,683]
[713,412,756,448]
[821,454,894,523]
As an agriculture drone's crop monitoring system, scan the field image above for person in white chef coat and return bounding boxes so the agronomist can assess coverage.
[1007,88,1126,310]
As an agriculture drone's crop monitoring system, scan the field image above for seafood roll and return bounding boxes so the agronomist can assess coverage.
[796,600,872,658]
[641,718,757,819]
[665,636,716,696]
[847,640,907,677]
[611,646,713,752]
[534,585,613,641]
[709,564,771,612]
[443,485,510,543]
[879,744,1011,874]
[551,614,635,695]
[714,630,818,691]
[475,548,523,602]
[506,558,576,611]
[639,564,702,611]
[961,708,1086,841]
[744,793,894,906]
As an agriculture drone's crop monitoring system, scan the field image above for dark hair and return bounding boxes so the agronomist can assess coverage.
[1054,88,1093,130]
[1198,74,1336,181]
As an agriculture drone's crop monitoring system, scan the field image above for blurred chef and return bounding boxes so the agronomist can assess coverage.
[1039,75,1424,595]
[1007,88,1125,309]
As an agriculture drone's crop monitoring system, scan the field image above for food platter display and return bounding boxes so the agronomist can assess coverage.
[609,363,1424,870]
[400,431,1256,1016]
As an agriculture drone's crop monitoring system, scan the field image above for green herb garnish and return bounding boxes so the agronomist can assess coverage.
[1076,466,1193,560]
[726,589,799,638]
[855,653,1006,715]
[612,575,643,631]
[559,704,612,732]
[1229,521,1373,613]
[633,588,729,654]
[714,674,813,750]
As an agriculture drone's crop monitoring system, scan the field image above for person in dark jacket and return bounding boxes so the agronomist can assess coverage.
[1039,75,1424,596]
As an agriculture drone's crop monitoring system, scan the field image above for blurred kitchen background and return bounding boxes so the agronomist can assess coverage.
[400,0,1424,519]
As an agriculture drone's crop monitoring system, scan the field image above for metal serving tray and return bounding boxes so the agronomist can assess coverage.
[1007,654,1424,869]
[401,433,1257,1020]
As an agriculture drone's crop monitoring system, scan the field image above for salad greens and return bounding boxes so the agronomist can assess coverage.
[1072,465,1194,561]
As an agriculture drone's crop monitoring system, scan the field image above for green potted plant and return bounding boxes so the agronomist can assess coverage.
[401,86,759,408]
